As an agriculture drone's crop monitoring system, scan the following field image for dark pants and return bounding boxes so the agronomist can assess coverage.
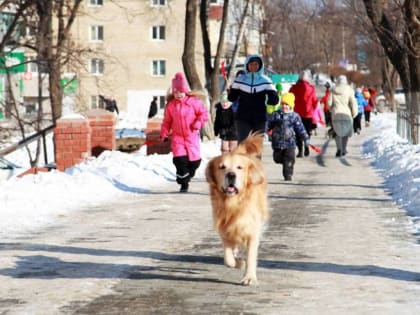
[235,120,266,143]
[273,147,296,179]
[173,156,201,185]
[296,117,312,154]
[324,112,332,127]
[353,113,362,132]
[364,110,371,123]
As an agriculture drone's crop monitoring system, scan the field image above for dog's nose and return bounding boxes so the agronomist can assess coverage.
[226,172,236,184]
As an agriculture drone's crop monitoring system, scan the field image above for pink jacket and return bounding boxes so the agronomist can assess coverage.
[312,104,325,125]
[160,95,208,161]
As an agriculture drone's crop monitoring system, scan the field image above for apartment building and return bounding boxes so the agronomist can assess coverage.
[1,0,262,126]
[69,0,206,126]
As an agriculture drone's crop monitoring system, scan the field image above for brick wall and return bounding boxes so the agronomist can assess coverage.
[54,109,116,171]
[85,109,116,157]
[54,118,91,171]
[145,118,171,155]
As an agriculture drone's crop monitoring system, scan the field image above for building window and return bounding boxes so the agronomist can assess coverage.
[152,25,165,40]
[91,95,101,108]
[25,56,38,73]
[24,26,35,37]
[152,60,166,76]
[89,0,103,6]
[158,96,166,111]
[90,58,104,75]
[151,0,166,7]
[90,25,104,41]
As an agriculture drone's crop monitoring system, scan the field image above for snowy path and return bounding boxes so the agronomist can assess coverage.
[1,125,420,314]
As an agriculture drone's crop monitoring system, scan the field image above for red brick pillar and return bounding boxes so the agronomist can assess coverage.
[54,118,91,171]
[145,118,171,155]
[85,109,116,157]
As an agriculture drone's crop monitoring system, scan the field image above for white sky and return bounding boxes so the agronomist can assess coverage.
[0,112,419,239]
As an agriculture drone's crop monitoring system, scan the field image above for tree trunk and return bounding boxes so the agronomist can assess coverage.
[200,0,230,138]
[363,0,420,144]
[227,0,251,84]
[183,0,203,91]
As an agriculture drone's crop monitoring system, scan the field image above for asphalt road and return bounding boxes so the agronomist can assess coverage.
[1,124,420,315]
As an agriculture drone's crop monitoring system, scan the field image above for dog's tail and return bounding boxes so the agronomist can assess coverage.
[234,132,264,158]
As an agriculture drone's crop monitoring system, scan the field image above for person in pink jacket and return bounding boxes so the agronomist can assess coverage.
[160,72,209,192]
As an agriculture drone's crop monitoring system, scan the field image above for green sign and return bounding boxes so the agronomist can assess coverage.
[269,73,299,84]
[0,51,25,73]
[60,77,78,95]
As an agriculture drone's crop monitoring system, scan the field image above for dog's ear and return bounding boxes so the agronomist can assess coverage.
[205,157,218,186]
[248,160,265,185]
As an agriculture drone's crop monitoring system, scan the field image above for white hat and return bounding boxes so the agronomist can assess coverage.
[299,70,311,82]
[337,75,348,84]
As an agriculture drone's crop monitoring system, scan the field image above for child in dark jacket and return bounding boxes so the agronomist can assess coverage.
[268,93,310,181]
[214,92,238,153]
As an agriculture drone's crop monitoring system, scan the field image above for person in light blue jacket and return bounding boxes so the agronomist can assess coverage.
[354,87,367,134]
[228,54,279,142]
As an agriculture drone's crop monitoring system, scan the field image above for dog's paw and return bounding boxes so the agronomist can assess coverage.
[224,255,236,268]
[241,274,258,286]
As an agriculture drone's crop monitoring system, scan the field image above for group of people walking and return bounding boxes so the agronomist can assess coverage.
[159,53,376,192]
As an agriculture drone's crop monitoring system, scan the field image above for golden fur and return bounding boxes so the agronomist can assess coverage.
[205,133,268,285]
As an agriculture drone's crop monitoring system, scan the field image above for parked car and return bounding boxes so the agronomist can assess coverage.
[0,157,22,182]
[375,88,406,111]
[394,88,406,105]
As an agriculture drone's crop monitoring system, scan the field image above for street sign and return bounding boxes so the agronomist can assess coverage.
[0,51,25,73]
[60,77,78,95]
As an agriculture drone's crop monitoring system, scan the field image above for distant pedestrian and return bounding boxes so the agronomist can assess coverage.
[320,82,332,126]
[148,96,158,119]
[160,72,209,193]
[354,88,367,134]
[267,92,310,181]
[289,70,318,157]
[214,92,238,154]
[362,88,375,127]
[320,82,334,138]
[227,54,279,142]
[99,95,119,117]
[327,75,358,157]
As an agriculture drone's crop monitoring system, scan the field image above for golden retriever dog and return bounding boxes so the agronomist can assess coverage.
[205,133,268,285]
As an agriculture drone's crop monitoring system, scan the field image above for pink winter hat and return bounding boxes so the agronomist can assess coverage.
[172,72,190,93]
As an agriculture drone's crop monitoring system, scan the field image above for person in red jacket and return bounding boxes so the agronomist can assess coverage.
[289,70,318,157]
[320,82,334,138]
[362,87,375,127]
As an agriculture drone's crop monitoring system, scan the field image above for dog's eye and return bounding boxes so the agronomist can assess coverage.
[219,164,226,170]
[236,165,243,170]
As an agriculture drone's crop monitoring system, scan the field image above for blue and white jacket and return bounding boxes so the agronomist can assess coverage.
[228,55,279,125]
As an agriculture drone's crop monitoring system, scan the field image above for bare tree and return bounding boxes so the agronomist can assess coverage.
[226,0,251,83]
[183,0,233,139]
[1,0,83,166]
[362,0,420,144]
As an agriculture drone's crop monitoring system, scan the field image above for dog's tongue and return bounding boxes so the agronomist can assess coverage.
[226,186,236,194]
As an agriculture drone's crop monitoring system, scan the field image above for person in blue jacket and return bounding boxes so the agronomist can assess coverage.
[354,87,367,134]
[228,54,279,142]
[267,93,309,181]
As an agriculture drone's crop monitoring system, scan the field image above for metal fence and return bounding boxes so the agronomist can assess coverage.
[396,106,420,144]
